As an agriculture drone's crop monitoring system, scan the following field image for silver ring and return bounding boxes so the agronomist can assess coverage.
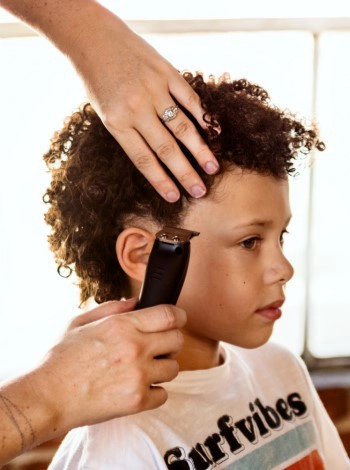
[161,105,179,123]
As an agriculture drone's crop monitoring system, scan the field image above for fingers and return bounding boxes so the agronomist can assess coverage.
[104,78,219,202]
[128,358,181,413]
[116,110,218,201]
[68,301,186,341]
[131,304,187,333]
[168,73,208,128]
[139,356,182,412]
[137,110,214,198]
[114,127,183,202]
[115,120,209,201]
[163,108,219,176]
[150,356,180,385]
[149,328,184,360]
[163,73,220,174]
[140,386,168,412]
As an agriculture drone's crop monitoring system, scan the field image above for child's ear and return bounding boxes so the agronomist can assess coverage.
[116,227,155,282]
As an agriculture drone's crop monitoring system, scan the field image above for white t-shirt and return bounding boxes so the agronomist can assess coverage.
[49,342,350,469]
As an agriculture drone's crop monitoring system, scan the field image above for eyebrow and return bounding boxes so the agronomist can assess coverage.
[232,215,292,231]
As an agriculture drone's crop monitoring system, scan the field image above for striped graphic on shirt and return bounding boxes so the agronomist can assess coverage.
[225,421,324,469]
[285,449,325,469]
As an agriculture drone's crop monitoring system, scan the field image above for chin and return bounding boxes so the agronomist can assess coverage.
[224,328,273,350]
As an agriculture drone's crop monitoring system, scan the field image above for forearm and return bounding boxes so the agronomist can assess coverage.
[0,371,60,467]
[0,0,159,107]
[0,0,117,46]
[0,0,96,35]
[0,0,135,74]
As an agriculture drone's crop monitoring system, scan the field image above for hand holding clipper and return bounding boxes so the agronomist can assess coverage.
[137,227,199,309]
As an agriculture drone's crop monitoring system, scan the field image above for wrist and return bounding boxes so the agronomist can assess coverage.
[23,360,71,442]
[0,369,60,466]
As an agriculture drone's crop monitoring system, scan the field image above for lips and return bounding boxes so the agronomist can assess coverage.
[255,299,284,321]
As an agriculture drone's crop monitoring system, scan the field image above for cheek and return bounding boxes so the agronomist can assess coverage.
[187,250,227,290]
[181,251,254,312]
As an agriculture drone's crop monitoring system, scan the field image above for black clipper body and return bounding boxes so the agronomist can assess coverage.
[137,227,199,309]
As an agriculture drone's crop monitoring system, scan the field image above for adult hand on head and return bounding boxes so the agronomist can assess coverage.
[0,0,219,202]
[81,10,219,202]
[0,299,186,465]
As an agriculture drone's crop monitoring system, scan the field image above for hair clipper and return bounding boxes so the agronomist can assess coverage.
[137,227,199,309]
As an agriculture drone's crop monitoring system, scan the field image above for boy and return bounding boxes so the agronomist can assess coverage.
[44,73,349,468]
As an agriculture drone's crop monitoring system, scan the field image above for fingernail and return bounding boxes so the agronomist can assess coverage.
[166,191,180,202]
[190,184,206,198]
[204,161,219,174]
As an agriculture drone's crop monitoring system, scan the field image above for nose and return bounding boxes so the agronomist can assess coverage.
[264,249,294,286]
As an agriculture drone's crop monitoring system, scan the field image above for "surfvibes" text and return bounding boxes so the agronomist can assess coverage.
[164,392,308,469]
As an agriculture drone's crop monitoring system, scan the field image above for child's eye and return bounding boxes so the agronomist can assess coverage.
[240,237,261,250]
[280,230,289,246]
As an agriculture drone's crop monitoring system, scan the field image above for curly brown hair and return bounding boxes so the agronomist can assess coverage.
[43,72,324,305]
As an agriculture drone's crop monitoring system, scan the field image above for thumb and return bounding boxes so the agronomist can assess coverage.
[130,305,187,333]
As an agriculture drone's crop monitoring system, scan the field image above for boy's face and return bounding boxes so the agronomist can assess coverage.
[176,168,293,366]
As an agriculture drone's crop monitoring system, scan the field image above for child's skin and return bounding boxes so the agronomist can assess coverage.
[117,168,294,372]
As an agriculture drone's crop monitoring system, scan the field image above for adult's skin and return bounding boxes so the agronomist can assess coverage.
[0,299,186,466]
[0,0,219,202]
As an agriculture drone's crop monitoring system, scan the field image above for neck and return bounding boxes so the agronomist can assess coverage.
[176,332,221,371]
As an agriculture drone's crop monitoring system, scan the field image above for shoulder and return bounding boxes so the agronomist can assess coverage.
[223,341,309,385]
[51,416,166,469]
[224,340,301,362]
